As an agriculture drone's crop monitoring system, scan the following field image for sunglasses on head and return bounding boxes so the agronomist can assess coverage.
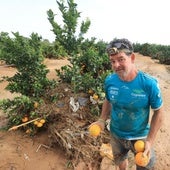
[106,42,132,55]
[112,42,130,50]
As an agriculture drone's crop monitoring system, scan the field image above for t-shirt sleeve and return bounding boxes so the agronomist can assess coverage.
[104,75,111,101]
[149,79,163,110]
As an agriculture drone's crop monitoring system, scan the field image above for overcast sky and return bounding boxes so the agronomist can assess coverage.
[0,0,170,45]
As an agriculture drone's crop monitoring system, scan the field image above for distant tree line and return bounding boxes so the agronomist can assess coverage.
[133,43,170,65]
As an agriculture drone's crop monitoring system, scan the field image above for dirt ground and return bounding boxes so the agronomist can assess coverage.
[0,54,170,170]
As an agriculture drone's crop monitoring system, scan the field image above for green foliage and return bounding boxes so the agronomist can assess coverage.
[41,39,67,59]
[133,42,170,65]
[0,96,33,125]
[156,45,170,64]
[47,0,91,55]
[0,95,46,134]
[57,39,112,96]
[0,32,56,133]
[0,32,55,97]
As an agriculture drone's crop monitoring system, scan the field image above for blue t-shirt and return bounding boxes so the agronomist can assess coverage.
[104,71,163,140]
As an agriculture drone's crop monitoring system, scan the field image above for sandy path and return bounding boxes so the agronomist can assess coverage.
[0,59,70,170]
[135,54,170,169]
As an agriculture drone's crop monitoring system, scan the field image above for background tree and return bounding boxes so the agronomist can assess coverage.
[0,32,56,130]
[0,32,54,97]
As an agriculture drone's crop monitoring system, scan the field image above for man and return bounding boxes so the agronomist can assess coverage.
[93,38,164,170]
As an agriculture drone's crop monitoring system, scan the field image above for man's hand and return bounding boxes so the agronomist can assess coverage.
[89,118,106,131]
[143,140,152,159]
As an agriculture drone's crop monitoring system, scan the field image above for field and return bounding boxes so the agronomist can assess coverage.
[0,54,170,170]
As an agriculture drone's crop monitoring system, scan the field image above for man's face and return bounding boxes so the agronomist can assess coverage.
[109,52,134,79]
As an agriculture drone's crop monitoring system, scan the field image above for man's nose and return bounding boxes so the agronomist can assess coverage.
[113,60,120,68]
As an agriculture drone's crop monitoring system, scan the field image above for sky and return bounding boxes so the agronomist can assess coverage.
[0,0,170,45]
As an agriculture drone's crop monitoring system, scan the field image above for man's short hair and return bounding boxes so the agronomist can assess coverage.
[106,38,134,55]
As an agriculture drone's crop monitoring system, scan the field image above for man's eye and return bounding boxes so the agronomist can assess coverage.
[118,58,125,62]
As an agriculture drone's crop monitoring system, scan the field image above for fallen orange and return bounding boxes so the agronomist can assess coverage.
[37,122,43,127]
[34,120,38,125]
[26,129,32,134]
[40,119,46,124]
[22,116,28,123]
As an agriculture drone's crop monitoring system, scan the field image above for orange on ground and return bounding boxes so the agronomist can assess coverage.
[37,122,43,127]
[34,120,38,125]
[26,129,32,134]
[135,152,149,167]
[88,124,101,137]
[134,140,145,152]
[40,119,46,124]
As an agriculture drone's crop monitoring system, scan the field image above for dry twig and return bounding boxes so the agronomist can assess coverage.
[8,118,40,131]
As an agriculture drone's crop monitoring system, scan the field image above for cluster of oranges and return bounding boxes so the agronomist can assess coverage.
[22,116,46,128]
[134,140,149,167]
[34,119,46,127]
[25,119,46,134]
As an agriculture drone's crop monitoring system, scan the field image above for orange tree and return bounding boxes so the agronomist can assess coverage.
[47,0,91,56]
[47,0,112,115]
[56,39,112,116]
[0,32,56,132]
[56,38,112,100]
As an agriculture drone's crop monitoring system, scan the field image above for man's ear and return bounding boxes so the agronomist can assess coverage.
[131,53,135,63]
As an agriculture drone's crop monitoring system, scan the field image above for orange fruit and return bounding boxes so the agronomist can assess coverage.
[34,120,38,125]
[22,116,28,123]
[37,122,43,127]
[11,126,18,130]
[93,94,99,100]
[34,102,39,109]
[135,152,149,167]
[134,140,145,152]
[88,89,94,94]
[40,119,46,124]
[26,129,32,134]
[89,124,101,137]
